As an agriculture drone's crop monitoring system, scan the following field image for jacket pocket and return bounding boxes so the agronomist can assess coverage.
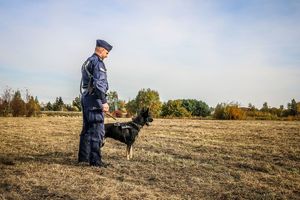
[88,107,103,123]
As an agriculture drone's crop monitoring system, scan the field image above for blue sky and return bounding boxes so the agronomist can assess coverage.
[0,0,299,108]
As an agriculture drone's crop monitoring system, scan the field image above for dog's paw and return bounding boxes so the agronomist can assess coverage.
[101,139,106,147]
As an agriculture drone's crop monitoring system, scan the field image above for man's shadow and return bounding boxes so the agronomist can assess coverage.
[0,151,76,166]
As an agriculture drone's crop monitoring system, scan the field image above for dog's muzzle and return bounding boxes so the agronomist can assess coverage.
[146,118,153,126]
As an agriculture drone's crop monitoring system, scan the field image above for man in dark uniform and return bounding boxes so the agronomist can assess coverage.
[78,39,112,167]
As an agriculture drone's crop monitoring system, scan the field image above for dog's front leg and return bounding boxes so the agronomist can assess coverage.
[129,146,133,159]
[126,145,130,160]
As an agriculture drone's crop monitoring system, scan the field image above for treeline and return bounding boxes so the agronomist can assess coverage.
[42,96,81,112]
[0,88,40,117]
[0,88,81,117]
[0,87,299,120]
[108,88,300,120]
[213,101,300,120]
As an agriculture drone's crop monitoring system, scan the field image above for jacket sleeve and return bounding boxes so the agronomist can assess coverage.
[92,62,108,104]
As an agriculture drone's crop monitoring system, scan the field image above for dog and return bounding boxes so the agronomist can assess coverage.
[103,108,153,160]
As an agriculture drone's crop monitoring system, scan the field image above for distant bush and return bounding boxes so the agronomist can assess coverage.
[182,99,211,117]
[244,99,300,120]
[161,100,191,118]
[213,103,245,120]
[245,110,279,120]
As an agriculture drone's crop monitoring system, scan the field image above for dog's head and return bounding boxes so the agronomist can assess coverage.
[142,108,153,126]
[134,108,153,126]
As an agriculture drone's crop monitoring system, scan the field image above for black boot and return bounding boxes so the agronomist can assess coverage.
[90,161,110,168]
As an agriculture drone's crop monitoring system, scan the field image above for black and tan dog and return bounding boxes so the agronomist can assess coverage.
[103,108,153,160]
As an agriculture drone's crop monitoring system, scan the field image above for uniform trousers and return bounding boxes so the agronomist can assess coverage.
[78,93,105,166]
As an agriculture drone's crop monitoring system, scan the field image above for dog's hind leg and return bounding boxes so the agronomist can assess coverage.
[126,145,130,160]
[101,138,106,147]
[129,145,133,159]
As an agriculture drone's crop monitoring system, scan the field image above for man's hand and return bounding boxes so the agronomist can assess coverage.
[102,103,109,112]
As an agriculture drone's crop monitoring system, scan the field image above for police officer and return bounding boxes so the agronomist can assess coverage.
[78,39,112,167]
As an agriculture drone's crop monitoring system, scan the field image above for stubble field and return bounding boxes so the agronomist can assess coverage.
[0,117,299,200]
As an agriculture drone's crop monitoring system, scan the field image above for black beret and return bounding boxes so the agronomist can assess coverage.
[96,39,113,52]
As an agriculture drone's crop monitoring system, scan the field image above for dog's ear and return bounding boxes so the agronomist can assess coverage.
[141,107,149,114]
[139,108,145,114]
[142,107,150,116]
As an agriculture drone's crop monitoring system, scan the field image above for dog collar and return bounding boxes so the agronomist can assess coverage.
[130,122,142,130]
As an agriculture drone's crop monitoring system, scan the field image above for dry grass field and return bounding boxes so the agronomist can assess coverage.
[0,117,299,200]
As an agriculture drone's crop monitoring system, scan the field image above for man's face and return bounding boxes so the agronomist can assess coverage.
[99,47,109,60]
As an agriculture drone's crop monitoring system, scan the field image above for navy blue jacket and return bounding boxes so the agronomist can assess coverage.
[82,53,109,103]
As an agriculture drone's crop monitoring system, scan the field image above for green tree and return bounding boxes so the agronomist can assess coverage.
[45,102,53,111]
[135,88,162,117]
[72,96,81,111]
[26,96,40,117]
[195,100,211,117]
[275,105,285,117]
[53,97,64,111]
[261,102,269,113]
[248,103,257,111]
[24,91,41,117]
[34,96,40,105]
[161,100,191,117]
[0,97,4,116]
[125,99,137,116]
[181,99,211,117]
[0,87,13,116]
[213,103,226,119]
[290,99,298,116]
[268,107,282,117]
[65,104,79,111]
[107,91,119,112]
[11,90,26,117]
[182,99,197,114]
